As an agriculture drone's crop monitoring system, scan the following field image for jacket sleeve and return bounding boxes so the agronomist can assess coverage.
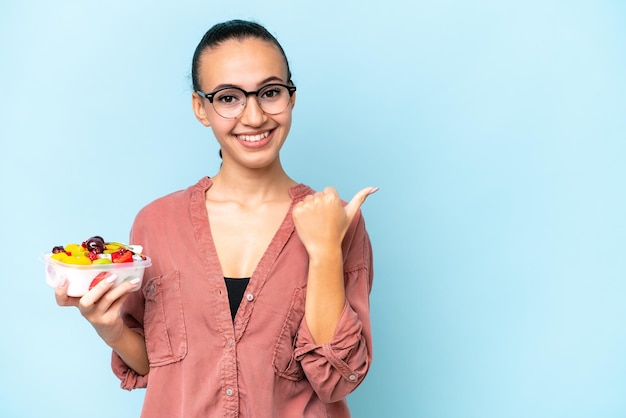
[293,211,374,403]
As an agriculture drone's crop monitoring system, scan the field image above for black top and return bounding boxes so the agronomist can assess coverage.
[224,277,250,321]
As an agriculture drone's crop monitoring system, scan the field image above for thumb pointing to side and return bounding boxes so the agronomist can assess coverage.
[345,186,379,224]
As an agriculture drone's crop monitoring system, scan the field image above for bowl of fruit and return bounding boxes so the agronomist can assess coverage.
[42,235,151,297]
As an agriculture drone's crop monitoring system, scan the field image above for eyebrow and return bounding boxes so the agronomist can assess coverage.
[210,76,286,92]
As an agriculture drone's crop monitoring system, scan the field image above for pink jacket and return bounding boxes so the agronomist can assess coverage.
[112,177,374,417]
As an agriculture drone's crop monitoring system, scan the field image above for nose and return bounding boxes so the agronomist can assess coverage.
[239,94,266,126]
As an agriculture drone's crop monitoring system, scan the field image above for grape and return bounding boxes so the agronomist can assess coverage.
[84,236,106,254]
[51,246,65,254]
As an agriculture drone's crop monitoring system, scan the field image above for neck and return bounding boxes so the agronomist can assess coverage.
[208,159,297,204]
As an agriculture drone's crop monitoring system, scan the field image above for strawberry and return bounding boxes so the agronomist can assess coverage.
[111,249,133,263]
[89,272,110,290]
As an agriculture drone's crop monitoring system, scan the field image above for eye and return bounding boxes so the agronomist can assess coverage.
[260,86,285,100]
[215,89,244,106]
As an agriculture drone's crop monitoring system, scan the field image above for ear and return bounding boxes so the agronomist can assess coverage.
[290,91,296,109]
[192,92,211,127]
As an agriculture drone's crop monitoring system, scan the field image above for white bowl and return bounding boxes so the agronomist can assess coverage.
[42,253,152,297]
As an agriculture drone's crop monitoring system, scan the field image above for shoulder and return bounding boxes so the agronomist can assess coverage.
[135,189,185,223]
[289,182,315,201]
[134,177,211,224]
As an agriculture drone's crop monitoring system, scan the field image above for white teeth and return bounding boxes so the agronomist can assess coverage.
[237,131,270,142]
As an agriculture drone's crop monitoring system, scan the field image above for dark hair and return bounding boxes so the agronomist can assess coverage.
[191,19,292,91]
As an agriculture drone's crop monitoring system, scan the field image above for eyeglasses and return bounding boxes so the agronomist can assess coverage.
[196,83,296,119]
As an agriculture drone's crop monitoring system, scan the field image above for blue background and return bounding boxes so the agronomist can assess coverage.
[1,1,625,417]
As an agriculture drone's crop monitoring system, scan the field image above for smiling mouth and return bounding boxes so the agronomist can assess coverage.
[236,130,271,142]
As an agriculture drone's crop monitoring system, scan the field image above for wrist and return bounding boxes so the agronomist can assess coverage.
[305,246,343,265]
[100,323,128,349]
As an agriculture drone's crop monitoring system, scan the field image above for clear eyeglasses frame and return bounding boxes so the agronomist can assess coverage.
[195,83,297,119]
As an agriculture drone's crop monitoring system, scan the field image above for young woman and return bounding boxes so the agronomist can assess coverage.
[56,19,376,417]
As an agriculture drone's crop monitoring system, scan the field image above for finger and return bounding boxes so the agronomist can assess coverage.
[293,191,321,217]
[106,292,131,316]
[79,273,118,310]
[112,277,142,296]
[83,276,141,311]
[55,277,79,307]
[345,186,379,222]
[322,186,339,196]
[102,279,140,317]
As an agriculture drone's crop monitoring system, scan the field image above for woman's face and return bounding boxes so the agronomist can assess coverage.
[192,38,295,170]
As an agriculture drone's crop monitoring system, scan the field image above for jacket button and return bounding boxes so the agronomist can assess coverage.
[246,293,254,301]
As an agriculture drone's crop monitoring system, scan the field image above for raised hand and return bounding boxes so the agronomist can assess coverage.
[292,186,378,257]
[292,186,378,344]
